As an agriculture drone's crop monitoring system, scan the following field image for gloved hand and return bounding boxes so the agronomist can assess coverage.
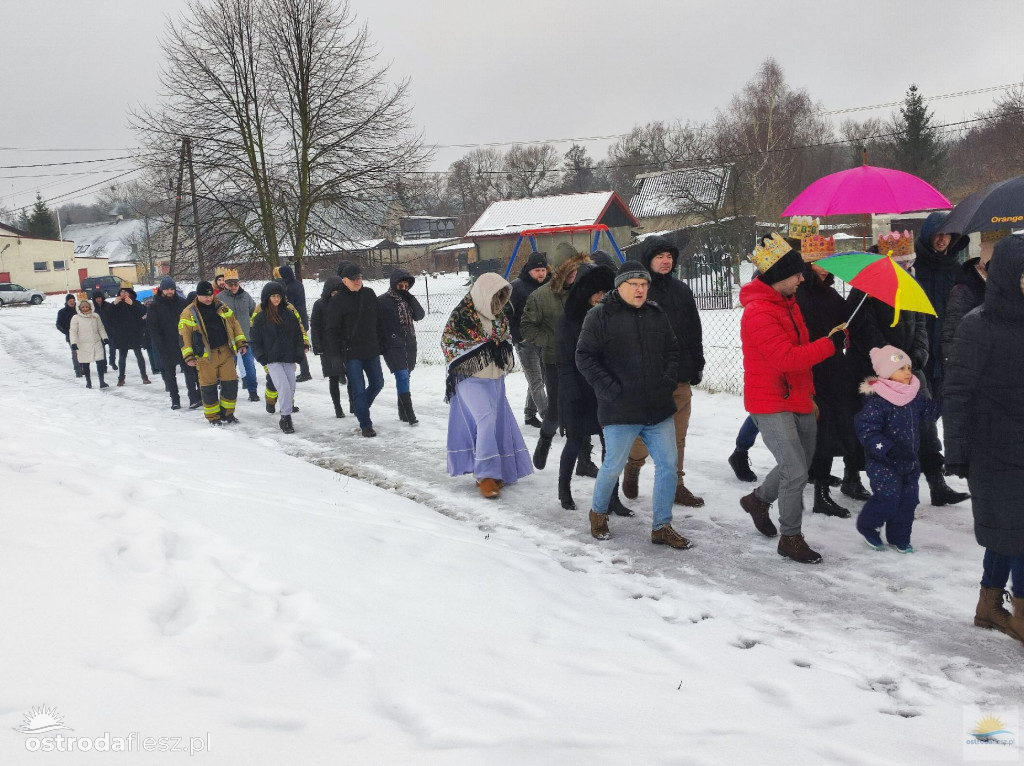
[71,344,78,351]
[945,463,969,479]
[690,371,703,386]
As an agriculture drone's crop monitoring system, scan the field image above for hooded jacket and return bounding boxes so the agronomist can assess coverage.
[575,287,679,427]
[278,265,309,329]
[913,211,969,384]
[508,257,549,344]
[56,296,78,341]
[249,283,306,365]
[146,291,190,363]
[378,269,425,373]
[177,298,248,364]
[69,302,109,363]
[325,280,385,361]
[310,276,343,377]
[92,291,115,343]
[217,286,256,337]
[940,256,986,367]
[556,264,614,438]
[106,288,147,350]
[638,235,705,384]
[942,235,1024,554]
[521,242,590,364]
[856,377,942,477]
[740,276,835,415]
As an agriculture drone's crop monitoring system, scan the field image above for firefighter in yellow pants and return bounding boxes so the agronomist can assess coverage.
[179,280,249,425]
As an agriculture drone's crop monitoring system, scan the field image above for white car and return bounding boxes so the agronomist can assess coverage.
[0,283,45,306]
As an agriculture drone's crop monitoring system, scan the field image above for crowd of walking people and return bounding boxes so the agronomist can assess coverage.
[52,219,1024,647]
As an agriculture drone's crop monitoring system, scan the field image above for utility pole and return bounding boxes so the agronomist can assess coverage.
[185,137,205,280]
[167,138,187,279]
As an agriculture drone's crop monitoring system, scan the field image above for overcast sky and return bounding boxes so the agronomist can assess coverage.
[3,0,1023,215]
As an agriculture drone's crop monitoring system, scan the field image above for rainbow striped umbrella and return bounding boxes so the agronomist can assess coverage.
[816,251,936,328]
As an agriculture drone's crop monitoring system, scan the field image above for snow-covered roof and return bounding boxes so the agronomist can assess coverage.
[433,242,476,252]
[629,166,731,219]
[466,191,636,238]
[395,236,460,247]
[62,218,155,263]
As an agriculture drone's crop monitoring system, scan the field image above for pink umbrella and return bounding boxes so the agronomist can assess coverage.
[782,165,952,217]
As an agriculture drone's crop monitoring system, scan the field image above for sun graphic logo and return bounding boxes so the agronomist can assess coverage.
[12,705,73,735]
[970,714,1014,742]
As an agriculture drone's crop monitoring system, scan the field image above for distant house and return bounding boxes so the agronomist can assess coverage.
[467,191,638,272]
[0,222,108,293]
[629,165,732,234]
[399,216,458,241]
[63,215,164,283]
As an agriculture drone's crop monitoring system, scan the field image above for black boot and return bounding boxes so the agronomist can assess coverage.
[279,415,295,434]
[98,363,109,389]
[533,431,554,470]
[575,439,599,478]
[397,396,408,422]
[399,392,418,425]
[334,403,346,418]
[82,365,92,389]
[728,449,757,482]
[608,482,636,517]
[558,477,576,510]
[840,468,872,501]
[926,471,970,506]
[812,480,851,518]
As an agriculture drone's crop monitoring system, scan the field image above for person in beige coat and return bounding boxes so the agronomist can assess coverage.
[69,299,110,389]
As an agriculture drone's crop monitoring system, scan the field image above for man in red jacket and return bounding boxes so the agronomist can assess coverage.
[739,233,845,563]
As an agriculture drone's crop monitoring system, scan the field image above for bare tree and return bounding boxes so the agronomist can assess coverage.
[503,144,560,198]
[445,147,507,221]
[131,0,426,278]
[560,143,605,193]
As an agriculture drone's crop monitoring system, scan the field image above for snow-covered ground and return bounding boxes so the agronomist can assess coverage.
[0,288,1020,765]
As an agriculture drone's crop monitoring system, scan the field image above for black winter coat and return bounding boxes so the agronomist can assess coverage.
[940,257,986,368]
[56,303,77,341]
[146,292,189,362]
[279,265,309,328]
[556,264,615,439]
[847,288,929,384]
[378,271,425,373]
[508,265,548,344]
[325,285,385,361]
[107,297,147,350]
[913,212,969,386]
[310,276,345,378]
[576,290,679,427]
[638,235,705,384]
[92,294,114,342]
[943,236,1024,555]
[795,266,858,457]
[250,285,306,365]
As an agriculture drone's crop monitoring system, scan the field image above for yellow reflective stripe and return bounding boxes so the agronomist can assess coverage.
[266,390,278,400]
[221,307,234,317]
[220,399,236,408]
[203,404,220,415]
[181,346,193,355]
[179,317,197,328]
[234,334,246,342]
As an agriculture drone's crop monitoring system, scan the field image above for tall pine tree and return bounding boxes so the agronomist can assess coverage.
[891,85,945,182]
[26,193,59,239]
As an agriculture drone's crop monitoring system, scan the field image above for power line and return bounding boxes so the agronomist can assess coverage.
[0,167,133,180]
[821,82,1024,116]
[0,155,137,170]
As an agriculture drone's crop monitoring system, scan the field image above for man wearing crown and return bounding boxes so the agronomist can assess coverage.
[739,232,844,564]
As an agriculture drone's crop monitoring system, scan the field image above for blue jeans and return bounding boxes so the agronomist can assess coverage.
[592,417,677,530]
[981,549,1024,599]
[346,357,384,429]
[238,344,258,393]
[736,415,759,451]
[394,368,410,395]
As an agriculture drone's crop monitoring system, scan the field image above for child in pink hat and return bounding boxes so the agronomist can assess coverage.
[853,345,943,552]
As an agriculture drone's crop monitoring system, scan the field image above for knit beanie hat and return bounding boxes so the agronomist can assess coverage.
[870,345,911,379]
[64,293,76,303]
[614,260,651,288]
[159,276,177,291]
[524,252,548,272]
[340,263,362,280]
[196,280,215,297]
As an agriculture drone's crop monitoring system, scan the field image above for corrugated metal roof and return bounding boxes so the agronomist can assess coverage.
[467,192,626,237]
[628,166,731,219]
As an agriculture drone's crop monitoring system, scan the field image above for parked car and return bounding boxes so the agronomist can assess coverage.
[80,275,131,298]
[0,282,45,306]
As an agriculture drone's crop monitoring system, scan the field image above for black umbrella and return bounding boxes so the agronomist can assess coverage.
[939,175,1024,235]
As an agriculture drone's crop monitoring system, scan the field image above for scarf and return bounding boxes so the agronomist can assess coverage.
[441,294,515,402]
[864,375,921,406]
[388,288,414,333]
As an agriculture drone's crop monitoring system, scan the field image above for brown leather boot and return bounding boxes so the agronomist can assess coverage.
[622,465,640,500]
[589,510,610,540]
[975,587,1013,634]
[651,524,692,549]
[777,534,822,564]
[477,478,500,499]
[673,482,705,508]
[1010,596,1024,645]
[740,492,777,537]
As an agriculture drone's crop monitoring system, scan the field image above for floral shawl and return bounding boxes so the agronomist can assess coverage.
[441,294,515,402]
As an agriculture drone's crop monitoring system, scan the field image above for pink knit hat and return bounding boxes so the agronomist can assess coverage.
[870,345,911,379]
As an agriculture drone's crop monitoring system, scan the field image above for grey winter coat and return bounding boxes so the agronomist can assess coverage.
[217,287,257,338]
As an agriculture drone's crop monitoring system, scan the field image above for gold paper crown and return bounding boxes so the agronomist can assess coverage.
[981,228,1010,242]
[800,235,835,261]
[748,232,793,273]
[788,216,820,239]
[223,268,240,281]
[877,230,914,259]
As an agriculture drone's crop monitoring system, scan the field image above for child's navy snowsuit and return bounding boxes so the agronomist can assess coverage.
[854,377,942,548]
